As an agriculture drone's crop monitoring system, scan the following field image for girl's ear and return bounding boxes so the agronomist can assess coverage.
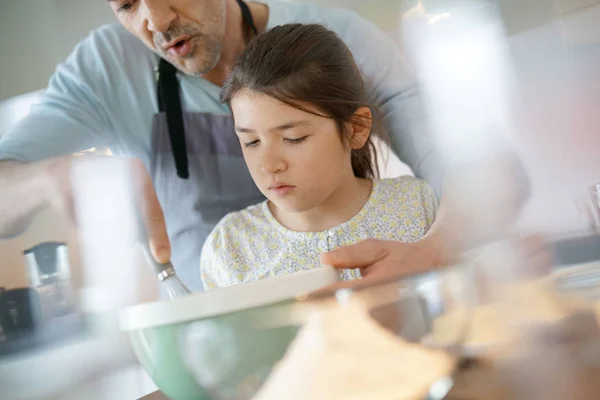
[348,107,372,150]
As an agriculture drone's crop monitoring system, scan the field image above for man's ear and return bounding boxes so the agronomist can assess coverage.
[348,107,372,149]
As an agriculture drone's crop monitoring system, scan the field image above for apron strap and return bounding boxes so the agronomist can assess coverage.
[157,58,189,179]
[157,0,258,180]
[236,0,258,36]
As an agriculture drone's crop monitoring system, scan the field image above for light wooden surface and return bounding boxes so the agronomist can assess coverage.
[139,390,169,400]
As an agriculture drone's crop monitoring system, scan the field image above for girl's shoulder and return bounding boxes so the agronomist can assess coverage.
[368,176,439,220]
[363,177,438,240]
[205,201,273,250]
[374,175,436,200]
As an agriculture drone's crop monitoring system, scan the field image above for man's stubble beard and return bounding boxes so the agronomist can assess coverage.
[153,25,224,76]
[186,36,224,76]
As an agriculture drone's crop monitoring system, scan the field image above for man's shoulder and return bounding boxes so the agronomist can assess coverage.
[270,1,394,64]
[84,23,149,52]
[87,23,134,41]
[54,23,159,114]
[66,23,156,74]
[268,1,365,34]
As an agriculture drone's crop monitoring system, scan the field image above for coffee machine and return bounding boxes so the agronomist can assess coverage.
[23,241,75,320]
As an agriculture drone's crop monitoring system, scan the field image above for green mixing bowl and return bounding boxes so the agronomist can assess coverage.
[183,265,473,400]
[119,267,339,400]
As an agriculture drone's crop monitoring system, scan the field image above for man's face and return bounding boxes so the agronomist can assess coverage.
[108,0,226,75]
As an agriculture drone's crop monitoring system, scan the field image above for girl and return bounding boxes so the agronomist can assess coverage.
[200,24,437,289]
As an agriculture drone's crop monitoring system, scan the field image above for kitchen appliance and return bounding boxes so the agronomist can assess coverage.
[0,288,43,340]
[23,242,75,319]
[590,183,600,228]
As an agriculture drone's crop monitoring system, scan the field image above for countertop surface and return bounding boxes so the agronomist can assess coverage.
[140,391,169,400]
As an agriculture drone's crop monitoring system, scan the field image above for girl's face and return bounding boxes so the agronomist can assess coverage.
[230,90,359,214]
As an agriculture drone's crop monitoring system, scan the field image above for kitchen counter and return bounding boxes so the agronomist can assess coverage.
[140,391,168,400]
[0,316,157,400]
[50,364,157,400]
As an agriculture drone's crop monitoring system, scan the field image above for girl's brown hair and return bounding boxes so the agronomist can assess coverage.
[220,23,385,179]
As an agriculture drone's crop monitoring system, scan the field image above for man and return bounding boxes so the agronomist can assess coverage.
[0,0,526,291]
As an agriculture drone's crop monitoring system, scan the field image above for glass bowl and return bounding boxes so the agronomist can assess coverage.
[180,263,474,400]
[552,261,600,324]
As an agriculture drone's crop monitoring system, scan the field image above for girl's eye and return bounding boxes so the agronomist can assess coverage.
[243,140,260,148]
[285,136,309,144]
[117,1,136,13]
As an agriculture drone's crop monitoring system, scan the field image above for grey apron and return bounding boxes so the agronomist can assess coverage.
[150,0,263,291]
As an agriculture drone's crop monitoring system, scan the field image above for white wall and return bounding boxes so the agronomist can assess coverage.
[397,0,600,235]
[0,0,115,100]
[506,4,600,234]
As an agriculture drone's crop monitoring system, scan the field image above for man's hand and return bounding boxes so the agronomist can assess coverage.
[316,236,446,294]
[1,155,171,264]
[129,158,171,263]
[313,233,552,300]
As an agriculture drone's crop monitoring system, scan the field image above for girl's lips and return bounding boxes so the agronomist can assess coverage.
[269,185,296,196]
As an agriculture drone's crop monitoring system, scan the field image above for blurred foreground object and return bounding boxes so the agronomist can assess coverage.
[179,264,472,400]
[588,183,600,230]
[437,232,600,356]
[400,1,531,263]
[0,156,161,399]
[446,310,600,400]
[253,301,453,400]
[445,234,600,399]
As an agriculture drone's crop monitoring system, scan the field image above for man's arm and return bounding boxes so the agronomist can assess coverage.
[0,160,58,238]
[322,10,529,274]
[0,29,171,262]
[0,156,171,263]
[0,38,117,162]
[0,36,116,236]
[324,10,446,195]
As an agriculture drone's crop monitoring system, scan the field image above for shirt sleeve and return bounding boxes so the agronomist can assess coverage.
[199,230,224,291]
[330,10,445,196]
[200,215,245,290]
[418,179,439,232]
[0,29,119,162]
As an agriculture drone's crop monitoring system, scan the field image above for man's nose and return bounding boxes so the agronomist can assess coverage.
[143,0,177,34]
[259,149,287,175]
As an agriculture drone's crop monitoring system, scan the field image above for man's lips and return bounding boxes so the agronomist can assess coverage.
[163,36,194,57]
[162,35,192,51]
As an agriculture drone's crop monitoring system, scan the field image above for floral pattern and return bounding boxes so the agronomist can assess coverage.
[200,176,438,289]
